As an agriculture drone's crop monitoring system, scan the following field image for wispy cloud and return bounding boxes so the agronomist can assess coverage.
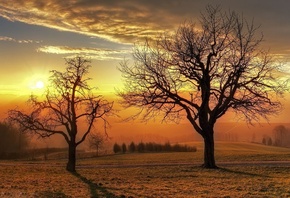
[0,36,41,44]
[0,36,14,42]
[0,1,185,43]
[37,45,131,60]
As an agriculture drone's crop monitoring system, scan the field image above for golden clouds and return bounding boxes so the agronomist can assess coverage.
[37,45,130,60]
[0,0,181,43]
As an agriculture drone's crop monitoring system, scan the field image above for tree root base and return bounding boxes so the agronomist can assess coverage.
[201,164,219,169]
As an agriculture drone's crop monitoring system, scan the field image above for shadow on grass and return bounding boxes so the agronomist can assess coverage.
[71,171,121,198]
[219,167,269,177]
[34,190,69,198]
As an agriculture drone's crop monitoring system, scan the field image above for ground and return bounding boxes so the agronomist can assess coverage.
[1,142,290,197]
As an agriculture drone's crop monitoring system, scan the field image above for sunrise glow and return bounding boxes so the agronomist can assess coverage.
[0,1,288,120]
[25,73,48,93]
[0,1,288,117]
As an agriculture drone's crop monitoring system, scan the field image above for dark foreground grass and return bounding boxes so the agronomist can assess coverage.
[1,142,290,197]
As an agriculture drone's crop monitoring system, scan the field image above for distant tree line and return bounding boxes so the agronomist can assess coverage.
[113,142,197,154]
[0,122,29,159]
[215,131,239,142]
[262,125,290,147]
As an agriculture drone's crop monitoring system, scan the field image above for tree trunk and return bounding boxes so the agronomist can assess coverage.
[202,132,218,169]
[66,142,76,172]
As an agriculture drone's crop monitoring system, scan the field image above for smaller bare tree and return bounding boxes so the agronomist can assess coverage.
[8,56,113,172]
[88,131,106,156]
[273,125,289,147]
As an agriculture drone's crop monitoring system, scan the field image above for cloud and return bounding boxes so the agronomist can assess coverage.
[0,36,41,44]
[0,0,289,56]
[0,0,185,44]
[37,45,131,60]
[0,36,14,42]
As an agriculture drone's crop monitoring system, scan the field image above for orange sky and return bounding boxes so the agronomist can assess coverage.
[0,0,289,143]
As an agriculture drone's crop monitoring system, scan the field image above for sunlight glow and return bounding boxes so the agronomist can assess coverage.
[35,80,44,89]
[26,73,48,93]
[29,79,45,90]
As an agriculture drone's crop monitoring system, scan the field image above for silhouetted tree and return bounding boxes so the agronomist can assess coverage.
[118,6,287,168]
[113,143,121,153]
[163,142,172,152]
[137,142,145,152]
[145,142,154,152]
[122,143,127,153]
[128,141,136,152]
[0,122,29,157]
[273,125,289,147]
[8,56,113,172]
[262,137,267,145]
[88,131,107,157]
[267,137,273,146]
[173,144,182,152]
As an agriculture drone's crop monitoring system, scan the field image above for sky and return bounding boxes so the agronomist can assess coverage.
[0,0,290,143]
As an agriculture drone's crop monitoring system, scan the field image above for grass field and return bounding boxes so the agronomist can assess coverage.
[1,142,290,197]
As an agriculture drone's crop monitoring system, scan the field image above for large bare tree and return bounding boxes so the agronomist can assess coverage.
[8,56,113,172]
[118,6,287,168]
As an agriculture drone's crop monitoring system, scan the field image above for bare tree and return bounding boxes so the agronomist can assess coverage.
[8,56,113,172]
[273,125,289,147]
[118,6,287,168]
[88,131,106,157]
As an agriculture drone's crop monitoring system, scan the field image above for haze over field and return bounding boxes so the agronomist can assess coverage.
[0,0,290,147]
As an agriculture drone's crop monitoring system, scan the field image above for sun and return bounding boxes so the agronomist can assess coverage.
[28,77,46,91]
[22,73,48,95]
[35,80,45,89]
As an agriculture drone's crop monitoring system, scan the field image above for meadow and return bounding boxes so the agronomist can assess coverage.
[1,142,290,197]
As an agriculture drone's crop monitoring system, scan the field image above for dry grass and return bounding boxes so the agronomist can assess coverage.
[1,163,290,197]
[0,164,90,197]
[1,142,290,197]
